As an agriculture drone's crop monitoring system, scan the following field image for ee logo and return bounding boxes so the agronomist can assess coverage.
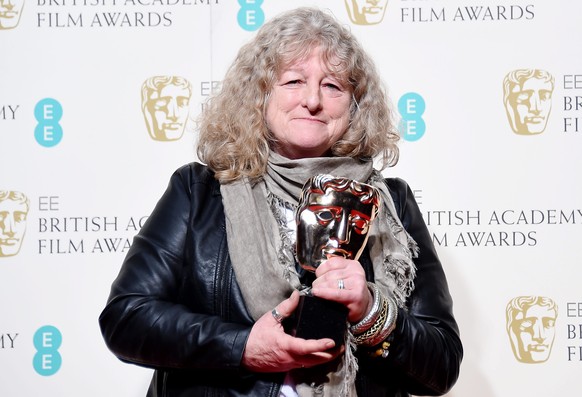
[34,98,63,147]
[237,0,264,31]
[33,325,62,376]
[398,92,426,142]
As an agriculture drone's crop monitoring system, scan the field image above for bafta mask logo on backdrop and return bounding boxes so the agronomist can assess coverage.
[0,0,24,30]
[503,69,555,135]
[345,0,388,25]
[506,296,558,363]
[0,190,29,257]
[141,76,192,142]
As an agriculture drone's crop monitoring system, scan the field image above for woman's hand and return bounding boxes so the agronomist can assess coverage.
[241,291,343,373]
[312,256,373,323]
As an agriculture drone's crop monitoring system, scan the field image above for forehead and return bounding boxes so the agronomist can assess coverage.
[523,305,556,318]
[513,77,553,92]
[278,47,349,80]
[0,199,28,212]
[156,84,190,97]
[305,190,375,215]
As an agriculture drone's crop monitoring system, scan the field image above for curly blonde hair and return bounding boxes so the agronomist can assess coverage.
[197,7,399,182]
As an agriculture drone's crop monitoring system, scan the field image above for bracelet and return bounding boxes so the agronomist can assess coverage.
[354,297,388,345]
[362,294,398,347]
[350,282,382,335]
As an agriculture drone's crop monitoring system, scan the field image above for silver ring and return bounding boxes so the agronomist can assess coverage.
[271,308,284,323]
[338,279,345,290]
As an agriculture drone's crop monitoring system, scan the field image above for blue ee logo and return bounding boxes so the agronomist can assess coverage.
[238,0,264,31]
[34,98,63,147]
[33,325,62,376]
[398,92,426,142]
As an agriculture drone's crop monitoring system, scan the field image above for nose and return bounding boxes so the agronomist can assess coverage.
[301,83,322,112]
[529,93,541,114]
[2,215,16,237]
[531,320,546,342]
[331,211,351,244]
[167,99,178,120]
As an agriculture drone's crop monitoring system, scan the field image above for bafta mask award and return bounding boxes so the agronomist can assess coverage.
[283,174,380,345]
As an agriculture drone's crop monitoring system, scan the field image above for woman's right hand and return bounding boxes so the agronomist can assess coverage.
[241,290,343,373]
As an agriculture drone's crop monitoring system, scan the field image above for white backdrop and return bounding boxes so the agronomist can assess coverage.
[1,1,581,396]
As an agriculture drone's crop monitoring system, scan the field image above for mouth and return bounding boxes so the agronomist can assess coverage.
[162,123,183,130]
[322,247,352,259]
[525,116,545,124]
[294,117,326,124]
[528,344,548,352]
[0,11,19,18]
[0,238,19,246]
[364,7,383,14]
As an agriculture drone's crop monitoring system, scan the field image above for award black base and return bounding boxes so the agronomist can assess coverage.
[283,294,348,347]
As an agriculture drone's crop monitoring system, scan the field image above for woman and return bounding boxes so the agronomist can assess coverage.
[99,7,463,397]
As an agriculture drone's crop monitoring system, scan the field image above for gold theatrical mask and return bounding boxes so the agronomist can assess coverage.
[506,296,558,363]
[296,174,380,273]
[284,175,380,345]
[141,76,192,142]
[0,0,24,30]
[503,69,554,135]
[0,191,29,257]
[344,0,389,25]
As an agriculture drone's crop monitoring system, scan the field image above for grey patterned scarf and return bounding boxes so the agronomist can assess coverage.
[221,152,418,396]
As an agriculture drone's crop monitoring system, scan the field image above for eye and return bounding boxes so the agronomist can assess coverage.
[350,217,370,234]
[153,98,169,110]
[540,90,552,101]
[518,319,534,331]
[14,212,27,223]
[314,209,335,225]
[323,83,340,90]
[543,318,555,328]
[516,91,532,103]
[284,79,302,86]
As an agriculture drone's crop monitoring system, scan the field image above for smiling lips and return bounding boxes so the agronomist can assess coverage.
[293,117,326,124]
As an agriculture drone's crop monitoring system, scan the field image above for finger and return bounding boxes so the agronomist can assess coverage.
[298,346,345,368]
[270,290,300,324]
[314,257,343,277]
[287,334,336,354]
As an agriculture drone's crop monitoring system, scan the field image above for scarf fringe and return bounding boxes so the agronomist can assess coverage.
[266,191,298,283]
[339,331,359,397]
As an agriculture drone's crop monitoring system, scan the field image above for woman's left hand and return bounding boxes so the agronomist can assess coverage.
[311,256,373,323]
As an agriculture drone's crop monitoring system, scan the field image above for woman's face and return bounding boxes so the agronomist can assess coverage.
[266,48,352,159]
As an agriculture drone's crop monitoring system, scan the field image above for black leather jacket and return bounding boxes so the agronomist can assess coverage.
[99,163,463,397]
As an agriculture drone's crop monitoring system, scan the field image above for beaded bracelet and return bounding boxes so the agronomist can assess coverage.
[350,282,382,335]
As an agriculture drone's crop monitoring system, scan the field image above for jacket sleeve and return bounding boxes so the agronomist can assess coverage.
[98,164,251,371]
[383,178,463,395]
